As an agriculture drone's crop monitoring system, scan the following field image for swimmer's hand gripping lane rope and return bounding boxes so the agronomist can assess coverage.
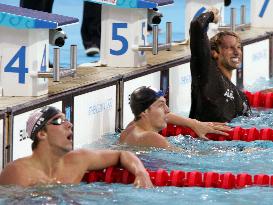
[161,124,273,141]
[160,90,273,141]
[82,167,273,189]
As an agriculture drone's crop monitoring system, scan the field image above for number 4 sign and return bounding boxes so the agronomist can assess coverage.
[0,28,49,96]
[4,46,29,84]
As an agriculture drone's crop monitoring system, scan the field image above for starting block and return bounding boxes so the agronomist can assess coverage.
[87,0,173,68]
[0,3,78,96]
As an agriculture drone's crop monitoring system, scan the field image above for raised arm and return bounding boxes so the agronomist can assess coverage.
[77,149,153,188]
[190,9,218,77]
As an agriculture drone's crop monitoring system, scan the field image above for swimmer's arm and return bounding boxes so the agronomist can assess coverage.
[166,113,231,140]
[190,11,214,37]
[166,112,197,127]
[0,163,30,186]
[77,149,153,188]
[190,11,214,54]
[190,11,216,76]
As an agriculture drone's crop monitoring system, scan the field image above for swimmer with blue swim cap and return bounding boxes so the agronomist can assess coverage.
[120,86,231,149]
[130,86,165,121]
[0,106,153,188]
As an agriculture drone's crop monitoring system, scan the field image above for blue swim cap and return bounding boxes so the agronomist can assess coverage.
[129,86,164,119]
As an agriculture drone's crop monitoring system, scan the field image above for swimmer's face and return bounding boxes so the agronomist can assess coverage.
[146,97,170,131]
[44,112,73,153]
[217,35,242,71]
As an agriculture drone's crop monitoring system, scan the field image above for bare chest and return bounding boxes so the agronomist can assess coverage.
[27,167,85,185]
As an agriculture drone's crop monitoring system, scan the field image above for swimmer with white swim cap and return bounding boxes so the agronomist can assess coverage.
[0,106,153,188]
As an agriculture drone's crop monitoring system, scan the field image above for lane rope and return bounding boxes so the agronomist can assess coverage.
[82,167,273,189]
[161,124,273,141]
[244,90,273,108]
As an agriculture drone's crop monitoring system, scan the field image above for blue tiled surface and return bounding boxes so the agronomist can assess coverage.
[86,0,172,8]
[0,3,78,29]
[147,0,174,6]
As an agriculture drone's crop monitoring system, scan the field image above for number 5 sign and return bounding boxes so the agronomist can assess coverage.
[0,27,49,96]
[100,5,147,67]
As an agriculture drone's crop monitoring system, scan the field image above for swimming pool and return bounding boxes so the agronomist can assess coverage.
[43,85,273,204]
[1,0,272,204]
[0,93,272,203]
[1,125,273,205]
[1,101,273,205]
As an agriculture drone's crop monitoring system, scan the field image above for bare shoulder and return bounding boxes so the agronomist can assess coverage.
[0,158,32,186]
[126,130,170,148]
[119,122,136,143]
[64,149,94,161]
[2,157,31,173]
[142,131,168,142]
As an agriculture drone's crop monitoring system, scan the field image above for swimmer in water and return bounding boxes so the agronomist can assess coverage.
[0,106,153,188]
[189,8,251,122]
[119,86,231,149]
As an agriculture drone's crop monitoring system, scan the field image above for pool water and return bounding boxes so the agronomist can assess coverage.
[2,0,273,204]
[1,132,273,205]
[1,183,273,205]
[229,108,273,129]
[50,89,273,205]
[1,84,273,201]
[229,78,273,129]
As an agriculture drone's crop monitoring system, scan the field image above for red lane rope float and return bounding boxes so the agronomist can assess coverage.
[161,124,273,142]
[244,91,273,108]
[82,167,273,189]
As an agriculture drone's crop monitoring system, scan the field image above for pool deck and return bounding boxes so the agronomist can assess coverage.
[0,27,272,111]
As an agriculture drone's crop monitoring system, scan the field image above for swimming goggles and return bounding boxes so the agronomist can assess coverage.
[47,117,69,126]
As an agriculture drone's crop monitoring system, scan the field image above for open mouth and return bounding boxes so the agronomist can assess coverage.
[67,134,73,141]
[231,57,240,63]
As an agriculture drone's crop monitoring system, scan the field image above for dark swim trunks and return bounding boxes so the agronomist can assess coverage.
[189,12,251,122]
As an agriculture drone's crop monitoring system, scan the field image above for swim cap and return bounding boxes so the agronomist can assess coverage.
[26,106,61,140]
[129,86,164,118]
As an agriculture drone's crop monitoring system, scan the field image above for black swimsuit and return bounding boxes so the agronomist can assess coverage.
[189,12,251,122]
